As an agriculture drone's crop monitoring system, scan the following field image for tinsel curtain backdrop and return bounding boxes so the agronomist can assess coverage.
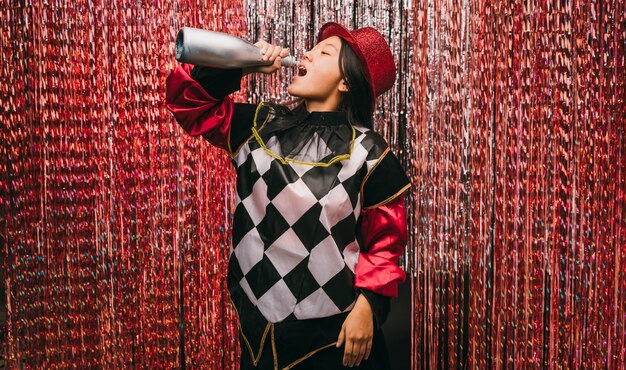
[1,0,624,368]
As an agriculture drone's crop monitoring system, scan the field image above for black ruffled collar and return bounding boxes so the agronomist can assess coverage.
[291,102,349,126]
[252,101,355,165]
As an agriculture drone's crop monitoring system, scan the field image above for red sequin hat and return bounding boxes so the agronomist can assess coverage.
[317,22,396,98]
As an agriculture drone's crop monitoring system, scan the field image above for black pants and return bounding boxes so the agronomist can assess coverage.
[238,316,390,370]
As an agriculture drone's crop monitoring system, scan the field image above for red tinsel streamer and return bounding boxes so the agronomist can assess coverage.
[409,0,625,369]
[1,0,625,369]
[1,1,246,368]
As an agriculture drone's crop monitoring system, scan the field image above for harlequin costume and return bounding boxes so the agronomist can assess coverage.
[166,22,411,370]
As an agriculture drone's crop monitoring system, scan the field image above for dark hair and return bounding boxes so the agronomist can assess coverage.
[337,38,375,129]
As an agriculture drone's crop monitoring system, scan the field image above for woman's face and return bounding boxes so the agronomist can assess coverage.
[287,36,347,103]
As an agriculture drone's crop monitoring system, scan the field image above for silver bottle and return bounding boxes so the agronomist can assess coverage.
[175,27,298,68]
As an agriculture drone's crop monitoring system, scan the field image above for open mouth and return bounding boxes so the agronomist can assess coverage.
[297,65,307,77]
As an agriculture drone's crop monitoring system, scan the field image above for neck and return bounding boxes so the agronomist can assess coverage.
[304,94,342,112]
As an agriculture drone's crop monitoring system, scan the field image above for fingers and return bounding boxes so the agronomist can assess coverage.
[342,335,372,367]
[336,325,346,348]
[255,40,269,54]
[255,40,271,60]
[353,341,365,367]
[258,43,288,61]
[279,47,291,58]
[273,56,282,70]
[364,338,372,360]
[343,338,366,367]
[252,41,290,75]
[275,48,290,69]
[269,44,283,64]
[260,44,272,61]
[342,339,355,367]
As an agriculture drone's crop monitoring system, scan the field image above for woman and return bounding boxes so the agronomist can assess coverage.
[166,22,411,370]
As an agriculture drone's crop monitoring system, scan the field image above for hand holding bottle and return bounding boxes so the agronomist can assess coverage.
[243,40,291,76]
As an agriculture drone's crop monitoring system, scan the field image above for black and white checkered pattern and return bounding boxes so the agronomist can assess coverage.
[228,125,388,323]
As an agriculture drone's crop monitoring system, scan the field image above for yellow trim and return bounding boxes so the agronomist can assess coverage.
[242,322,271,366]
[271,324,278,370]
[230,102,270,158]
[359,147,390,199]
[282,342,338,370]
[362,182,411,210]
[230,132,255,158]
[228,297,271,366]
[227,294,344,369]
[250,102,357,167]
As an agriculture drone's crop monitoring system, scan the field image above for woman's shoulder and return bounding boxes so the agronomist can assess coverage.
[353,125,390,156]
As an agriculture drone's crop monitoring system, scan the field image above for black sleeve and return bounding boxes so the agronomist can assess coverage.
[362,150,411,208]
[190,65,243,99]
[189,66,260,154]
[228,103,257,154]
[357,288,391,329]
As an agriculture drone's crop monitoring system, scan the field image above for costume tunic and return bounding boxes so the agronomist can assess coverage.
[166,63,411,370]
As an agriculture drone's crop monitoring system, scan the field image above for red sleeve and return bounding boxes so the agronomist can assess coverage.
[354,193,408,297]
[165,63,235,152]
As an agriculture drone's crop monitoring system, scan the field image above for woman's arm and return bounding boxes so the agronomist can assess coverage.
[165,63,253,154]
[337,194,408,367]
[165,40,291,154]
[354,193,408,297]
[338,146,411,366]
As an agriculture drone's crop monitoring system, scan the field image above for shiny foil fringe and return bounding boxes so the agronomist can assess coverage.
[408,0,625,368]
[1,0,625,369]
[1,1,245,368]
